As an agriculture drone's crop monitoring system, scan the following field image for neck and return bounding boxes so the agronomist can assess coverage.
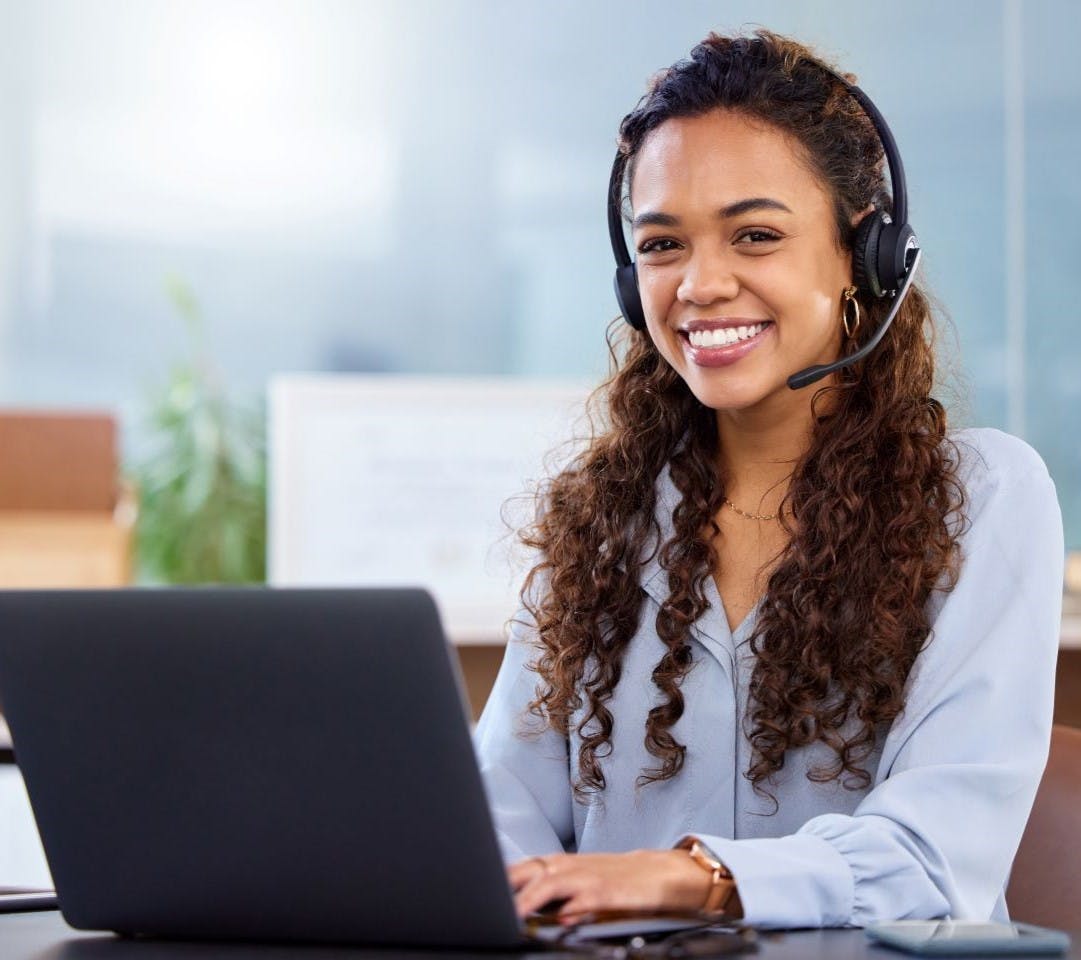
[715,380,834,510]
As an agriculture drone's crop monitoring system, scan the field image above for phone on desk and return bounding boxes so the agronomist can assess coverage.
[866,920,1071,956]
[0,889,58,913]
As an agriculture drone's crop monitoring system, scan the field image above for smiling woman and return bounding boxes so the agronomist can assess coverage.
[474,29,1064,930]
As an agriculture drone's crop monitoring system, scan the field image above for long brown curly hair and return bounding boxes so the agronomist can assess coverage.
[517,29,966,805]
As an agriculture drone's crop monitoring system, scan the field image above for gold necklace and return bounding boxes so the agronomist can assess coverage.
[723,497,779,522]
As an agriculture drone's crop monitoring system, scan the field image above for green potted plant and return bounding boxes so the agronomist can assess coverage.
[130,277,266,584]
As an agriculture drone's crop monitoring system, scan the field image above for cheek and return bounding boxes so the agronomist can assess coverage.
[638,273,680,359]
[806,288,837,325]
[805,276,848,343]
[765,260,843,335]
[637,268,679,319]
[644,316,678,366]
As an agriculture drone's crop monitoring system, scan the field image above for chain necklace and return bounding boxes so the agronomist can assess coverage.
[723,497,779,522]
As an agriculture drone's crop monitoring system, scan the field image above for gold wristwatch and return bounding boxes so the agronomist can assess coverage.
[676,836,742,918]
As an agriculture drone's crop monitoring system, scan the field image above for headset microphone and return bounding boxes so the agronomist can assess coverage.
[608,72,920,391]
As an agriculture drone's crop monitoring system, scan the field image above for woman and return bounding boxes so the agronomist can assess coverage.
[475,30,1063,930]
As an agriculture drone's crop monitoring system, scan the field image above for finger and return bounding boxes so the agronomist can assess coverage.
[515,867,607,920]
[515,875,582,919]
[556,891,604,924]
[508,855,558,892]
[507,864,534,892]
[514,878,557,918]
[508,852,568,880]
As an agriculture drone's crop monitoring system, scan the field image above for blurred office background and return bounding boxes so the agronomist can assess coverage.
[0,0,1078,547]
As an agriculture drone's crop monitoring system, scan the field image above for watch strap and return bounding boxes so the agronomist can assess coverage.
[676,836,738,917]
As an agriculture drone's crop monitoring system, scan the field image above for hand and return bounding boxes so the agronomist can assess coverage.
[508,849,711,924]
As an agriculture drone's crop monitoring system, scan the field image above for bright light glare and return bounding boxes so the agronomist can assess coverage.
[33,3,395,254]
[191,16,287,123]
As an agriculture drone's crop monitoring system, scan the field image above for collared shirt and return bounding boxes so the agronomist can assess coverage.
[474,427,1064,929]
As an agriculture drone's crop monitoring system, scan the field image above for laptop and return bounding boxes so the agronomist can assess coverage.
[0,588,529,947]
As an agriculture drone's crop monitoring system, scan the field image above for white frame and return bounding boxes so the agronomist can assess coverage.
[268,374,593,645]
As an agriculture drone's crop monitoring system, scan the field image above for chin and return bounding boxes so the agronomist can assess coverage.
[663,348,832,414]
[654,338,790,411]
[680,373,777,412]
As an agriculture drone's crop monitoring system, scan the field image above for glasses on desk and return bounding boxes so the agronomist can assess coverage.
[550,923,759,958]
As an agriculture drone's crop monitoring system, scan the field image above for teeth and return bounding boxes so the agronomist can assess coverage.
[688,322,766,348]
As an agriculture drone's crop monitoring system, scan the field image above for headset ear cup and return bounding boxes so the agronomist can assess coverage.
[852,212,885,299]
[879,221,916,294]
[614,263,646,331]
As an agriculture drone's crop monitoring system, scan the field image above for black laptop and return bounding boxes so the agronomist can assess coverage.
[0,588,527,947]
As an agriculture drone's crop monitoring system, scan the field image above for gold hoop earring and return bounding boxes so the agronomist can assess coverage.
[842,285,860,339]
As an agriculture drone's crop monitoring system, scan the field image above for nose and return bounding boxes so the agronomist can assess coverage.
[676,247,739,307]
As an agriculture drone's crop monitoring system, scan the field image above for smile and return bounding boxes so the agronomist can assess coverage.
[687,322,768,347]
[678,321,773,367]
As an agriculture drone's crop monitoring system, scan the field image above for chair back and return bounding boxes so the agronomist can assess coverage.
[1007,723,1081,928]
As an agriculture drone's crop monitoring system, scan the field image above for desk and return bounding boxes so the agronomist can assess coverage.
[2,912,1079,960]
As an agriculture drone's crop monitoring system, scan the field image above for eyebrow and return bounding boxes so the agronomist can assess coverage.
[631,197,793,230]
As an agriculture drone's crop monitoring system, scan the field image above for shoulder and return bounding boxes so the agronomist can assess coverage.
[906,429,1063,718]
[947,427,1055,512]
[942,428,1062,591]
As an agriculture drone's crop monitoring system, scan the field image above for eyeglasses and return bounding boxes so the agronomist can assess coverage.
[549,922,759,958]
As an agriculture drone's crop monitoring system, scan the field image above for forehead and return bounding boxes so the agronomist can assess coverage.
[629,109,830,217]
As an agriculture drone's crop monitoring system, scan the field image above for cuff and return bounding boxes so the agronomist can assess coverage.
[678,832,855,929]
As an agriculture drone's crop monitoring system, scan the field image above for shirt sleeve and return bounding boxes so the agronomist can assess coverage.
[688,447,1064,929]
[473,604,575,863]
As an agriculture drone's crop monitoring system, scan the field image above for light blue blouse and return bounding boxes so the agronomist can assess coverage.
[474,428,1064,929]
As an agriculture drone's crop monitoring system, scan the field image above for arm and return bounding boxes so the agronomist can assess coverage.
[473,607,575,863]
[690,449,1064,928]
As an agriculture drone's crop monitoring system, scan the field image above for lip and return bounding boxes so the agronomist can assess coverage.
[678,321,773,368]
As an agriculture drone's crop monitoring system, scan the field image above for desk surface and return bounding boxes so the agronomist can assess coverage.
[3,912,1079,960]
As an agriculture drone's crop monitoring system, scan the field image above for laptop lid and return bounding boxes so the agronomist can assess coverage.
[0,587,523,948]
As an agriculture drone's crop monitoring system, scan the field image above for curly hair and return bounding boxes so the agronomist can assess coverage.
[516,29,967,806]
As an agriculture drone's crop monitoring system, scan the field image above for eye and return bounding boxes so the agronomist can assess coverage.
[735,228,782,244]
[636,237,681,255]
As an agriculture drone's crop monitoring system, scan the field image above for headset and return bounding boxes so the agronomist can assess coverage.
[607,68,922,391]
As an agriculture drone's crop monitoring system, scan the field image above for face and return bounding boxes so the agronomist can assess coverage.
[630,109,855,415]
